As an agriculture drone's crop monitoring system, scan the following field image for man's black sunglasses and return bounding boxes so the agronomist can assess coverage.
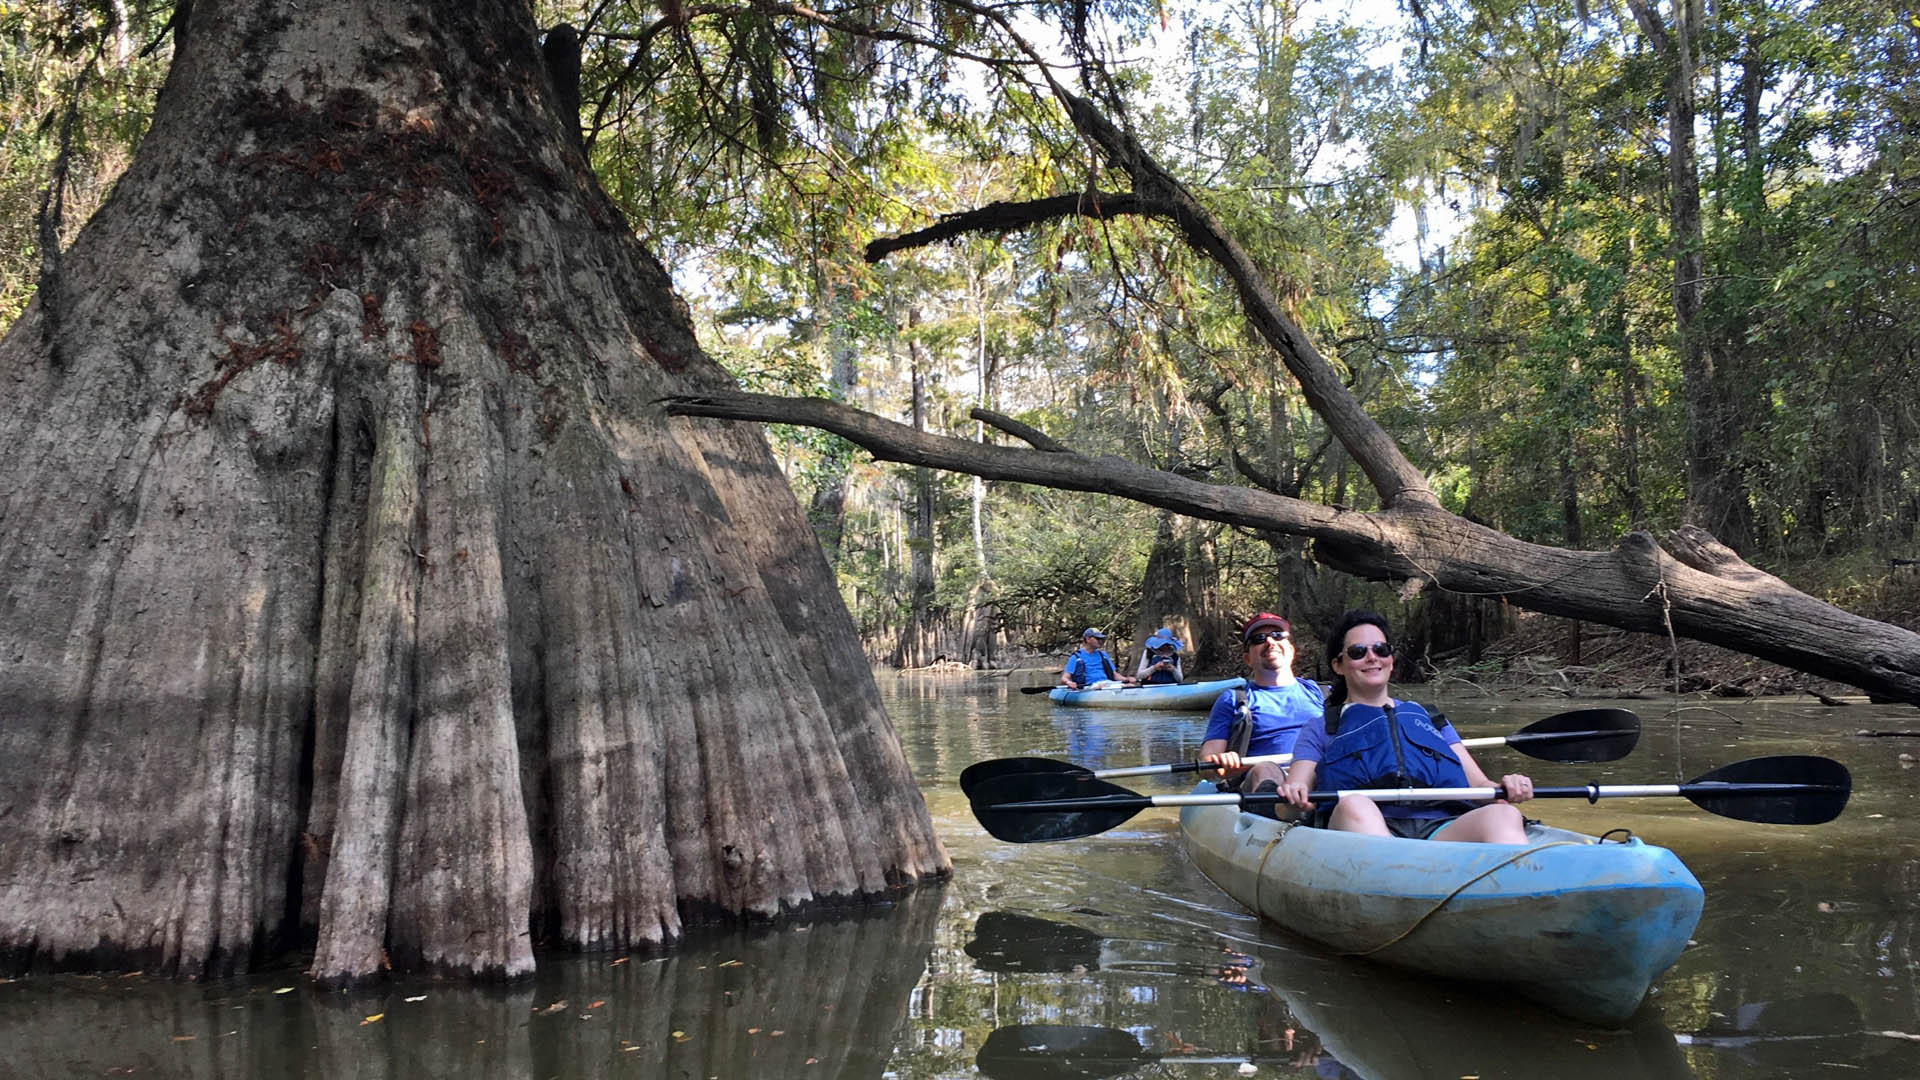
[1343,642,1394,660]
[1246,630,1290,644]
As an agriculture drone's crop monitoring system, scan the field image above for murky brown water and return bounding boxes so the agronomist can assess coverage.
[7,676,1920,1078]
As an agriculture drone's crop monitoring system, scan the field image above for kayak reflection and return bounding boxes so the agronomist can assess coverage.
[1269,950,1690,1080]
[966,909,1690,1080]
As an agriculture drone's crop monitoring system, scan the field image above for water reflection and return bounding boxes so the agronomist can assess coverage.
[0,887,944,1080]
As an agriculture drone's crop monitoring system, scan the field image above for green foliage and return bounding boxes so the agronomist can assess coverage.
[0,1,171,330]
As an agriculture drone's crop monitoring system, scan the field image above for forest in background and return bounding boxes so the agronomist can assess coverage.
[6,0,1917,682]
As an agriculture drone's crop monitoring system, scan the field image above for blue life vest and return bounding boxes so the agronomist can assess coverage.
[1315,702,1468,804]
[1142,654,1181,684]
[1065,649,1117,685]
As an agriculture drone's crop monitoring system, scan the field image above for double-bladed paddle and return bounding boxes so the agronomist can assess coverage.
[969,755,1852,843]
[959,707,1641,797]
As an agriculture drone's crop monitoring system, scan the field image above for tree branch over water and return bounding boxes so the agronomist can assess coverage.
[663,388,1920,703]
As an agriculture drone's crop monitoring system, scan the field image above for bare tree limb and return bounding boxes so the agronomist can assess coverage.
[970,407,1071,452]
[863,191,1150,262]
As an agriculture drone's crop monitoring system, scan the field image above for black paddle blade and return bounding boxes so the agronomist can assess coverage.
[970,773,1147,843]
[1020,684,1059,694]
[1505,707,1641,762]
[966,911,1103,973]
[976,1024,1153,1080]
[1683,755,1852,825]
[959,756,1090,799]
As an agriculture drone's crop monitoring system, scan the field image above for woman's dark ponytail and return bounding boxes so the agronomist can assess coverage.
[1322,674,1348,735]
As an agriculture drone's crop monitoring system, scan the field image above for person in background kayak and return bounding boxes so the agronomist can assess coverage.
[1059,627,1137,690]
[1277,609,1534,842]
[1197,612,1324,812]
[1135,628,1185,684]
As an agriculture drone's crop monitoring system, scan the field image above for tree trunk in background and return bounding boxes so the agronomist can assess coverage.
[1626,0,1752,552]
[805,269,859,561]
[1615,222,1647,530]
[892,326,936,667]
[1132,512,1200,663]
[1559,440,1583,550]
[0,0,946,982]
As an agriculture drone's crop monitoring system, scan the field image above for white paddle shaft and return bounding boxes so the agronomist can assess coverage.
[1092,734,1514,780]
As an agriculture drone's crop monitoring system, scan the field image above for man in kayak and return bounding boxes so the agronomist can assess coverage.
[1059,628,1137,690]
[1197,612,1324,811]
[1276,609,1535,842]
[1134,628,1184,684]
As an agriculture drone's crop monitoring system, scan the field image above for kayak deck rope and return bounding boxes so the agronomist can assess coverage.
[1343,839,1585,957]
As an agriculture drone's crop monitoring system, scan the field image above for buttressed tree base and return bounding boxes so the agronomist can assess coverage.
[0,0,946,983]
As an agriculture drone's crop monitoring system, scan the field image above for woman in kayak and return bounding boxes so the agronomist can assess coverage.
[1135,628,1185,684]
[1277,610,1535,842]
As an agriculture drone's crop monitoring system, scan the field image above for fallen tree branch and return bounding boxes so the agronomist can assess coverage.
[662,388,1920,703]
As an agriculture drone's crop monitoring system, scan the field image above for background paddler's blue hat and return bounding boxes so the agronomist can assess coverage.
[1143,628,1184,652]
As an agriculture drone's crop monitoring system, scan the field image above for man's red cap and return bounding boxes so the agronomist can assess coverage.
[1240,612,1291,644]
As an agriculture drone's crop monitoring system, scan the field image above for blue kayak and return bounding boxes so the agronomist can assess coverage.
[1180,782,1704,1024]
[1048,677,1244,711]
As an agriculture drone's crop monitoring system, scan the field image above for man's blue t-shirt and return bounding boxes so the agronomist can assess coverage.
[1202,678,1325,758]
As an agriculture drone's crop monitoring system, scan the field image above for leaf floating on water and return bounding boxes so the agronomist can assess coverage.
[1237,1064,1257,1076]
[718,959,743,967]
[805,1058,818,1066]
[611,956,629,965]
[535,1000,569,1015]
[770,1030,785,1037]
[360,1013,385,1026]
[748,1028,761,1035]
[588,1000,605,1009]
[404,995,427,1003]
[274,987,295,994]
[172,1035,197,1042]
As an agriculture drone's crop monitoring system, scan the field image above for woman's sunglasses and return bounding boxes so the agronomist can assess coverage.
[1342,641,1394,660]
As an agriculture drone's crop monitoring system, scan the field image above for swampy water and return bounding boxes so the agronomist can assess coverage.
[6,677,1920,1079]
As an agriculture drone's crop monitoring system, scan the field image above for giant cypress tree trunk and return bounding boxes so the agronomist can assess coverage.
[0,0,946,982]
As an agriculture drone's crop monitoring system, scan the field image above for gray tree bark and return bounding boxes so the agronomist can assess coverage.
[0,0,946,982]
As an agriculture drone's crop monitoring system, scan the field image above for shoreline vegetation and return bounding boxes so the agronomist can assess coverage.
[895,562,1920,705]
